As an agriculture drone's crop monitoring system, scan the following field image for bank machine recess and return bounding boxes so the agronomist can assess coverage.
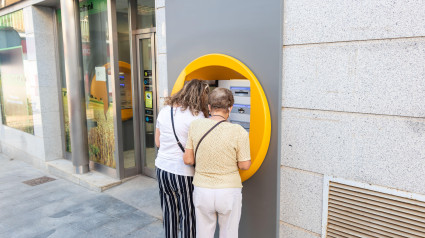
[219,80,251,132]
[171,54,271,182]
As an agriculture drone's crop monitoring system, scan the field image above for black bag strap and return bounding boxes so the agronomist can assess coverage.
[194,120,226,160]
[171,106,185,153]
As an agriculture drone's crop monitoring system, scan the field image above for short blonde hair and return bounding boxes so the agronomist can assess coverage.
[208,88,234,111]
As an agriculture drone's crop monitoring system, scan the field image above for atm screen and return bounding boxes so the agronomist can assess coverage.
[219,80,251,132]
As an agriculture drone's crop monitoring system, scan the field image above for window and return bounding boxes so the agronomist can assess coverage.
[0,10,34,134]
[80,0,116,168]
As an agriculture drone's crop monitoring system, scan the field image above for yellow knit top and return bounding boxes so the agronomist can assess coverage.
[186,118,251,188]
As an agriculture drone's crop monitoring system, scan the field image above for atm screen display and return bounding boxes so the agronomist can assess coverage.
[219,80,251,132]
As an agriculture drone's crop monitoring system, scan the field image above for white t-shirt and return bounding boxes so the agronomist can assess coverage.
[155,105,204,176]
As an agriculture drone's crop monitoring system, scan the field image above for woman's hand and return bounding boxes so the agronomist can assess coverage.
[183,149,195,165]
[238,160,251,170]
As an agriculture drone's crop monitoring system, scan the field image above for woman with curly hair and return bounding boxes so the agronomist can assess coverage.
[155,79,209,238]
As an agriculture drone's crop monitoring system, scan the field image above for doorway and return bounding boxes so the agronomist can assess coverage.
[136,32,157,178]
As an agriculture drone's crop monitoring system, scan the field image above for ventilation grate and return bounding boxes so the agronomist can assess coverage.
[325,181,425,238]
[23,176,56,186]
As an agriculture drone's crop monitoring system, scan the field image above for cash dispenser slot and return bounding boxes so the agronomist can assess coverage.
[231,104,251,115]
[222,82,251,132]
[229,103,250,132]
[231,87,251,97]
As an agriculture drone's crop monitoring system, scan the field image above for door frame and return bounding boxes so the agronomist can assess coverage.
[135,32,157,178]
[121,29,156,179]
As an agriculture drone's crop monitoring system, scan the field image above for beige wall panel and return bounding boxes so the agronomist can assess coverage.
[281,108,425,195]
[283,38,425,118]
[280,167,323,234]
[284,0,425,45]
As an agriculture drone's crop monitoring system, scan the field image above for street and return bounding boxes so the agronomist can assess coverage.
[0,154,164,238]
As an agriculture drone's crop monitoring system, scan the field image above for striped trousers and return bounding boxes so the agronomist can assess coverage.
[157,168,196,238]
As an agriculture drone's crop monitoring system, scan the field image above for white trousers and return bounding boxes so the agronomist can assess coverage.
[193,186,242,238]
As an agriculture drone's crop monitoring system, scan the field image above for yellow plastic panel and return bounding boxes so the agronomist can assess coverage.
[171,54,271,182]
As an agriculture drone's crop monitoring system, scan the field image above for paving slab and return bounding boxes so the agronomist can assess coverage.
[0,154,164,238]
[105,175,162,219]
[126,220,165,238]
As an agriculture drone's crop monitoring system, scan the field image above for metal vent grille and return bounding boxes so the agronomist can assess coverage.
[326,181,425,238]
[22,176,56,186]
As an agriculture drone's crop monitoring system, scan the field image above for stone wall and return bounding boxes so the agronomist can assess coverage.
[280,0,425,237]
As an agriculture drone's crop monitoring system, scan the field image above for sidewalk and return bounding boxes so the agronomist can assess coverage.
[0,154,165,238]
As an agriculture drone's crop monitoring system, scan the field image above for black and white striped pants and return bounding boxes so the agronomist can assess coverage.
[157,168,196,238]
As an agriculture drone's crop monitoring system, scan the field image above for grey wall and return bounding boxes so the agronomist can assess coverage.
[165,0,282,237]
[281,0,425,237]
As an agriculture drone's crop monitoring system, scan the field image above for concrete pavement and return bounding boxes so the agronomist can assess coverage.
[0,154,165,238]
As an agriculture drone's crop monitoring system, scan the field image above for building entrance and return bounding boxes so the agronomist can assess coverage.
[136,32,157,178]
[115,0,157,180]
[121,31,157,179]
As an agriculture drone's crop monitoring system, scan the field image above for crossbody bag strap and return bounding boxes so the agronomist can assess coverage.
[171,106,185,153]
[194,120,226,160]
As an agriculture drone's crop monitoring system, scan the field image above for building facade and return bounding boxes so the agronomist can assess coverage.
[280,1,425,237]
[1,0,425,237]
[0,0,166,180]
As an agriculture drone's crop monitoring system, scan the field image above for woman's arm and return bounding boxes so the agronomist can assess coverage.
[155,128,160,148]
[238,160,251,170]
[183,148,195,165]
[236,127,251,170]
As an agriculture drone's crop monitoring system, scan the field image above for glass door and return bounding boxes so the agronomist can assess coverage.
[136,33,157,178]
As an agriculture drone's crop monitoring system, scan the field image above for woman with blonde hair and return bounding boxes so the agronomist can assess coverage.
[184,87,251,238]
[155,79,209,238]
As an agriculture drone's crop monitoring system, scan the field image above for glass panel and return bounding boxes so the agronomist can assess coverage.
[0,10,34,134]
[0,0,25,10]
[140,38,155,171]
[80,0,116,168]
[116,0,136,169]
[56,9,71,153]
[136,0,155,29]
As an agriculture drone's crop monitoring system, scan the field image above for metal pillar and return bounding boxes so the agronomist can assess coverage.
[107,0,123,179]
[60,0,89,174]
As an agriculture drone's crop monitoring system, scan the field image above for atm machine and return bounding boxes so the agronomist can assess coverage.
[170,54,271,183]
[166,0,281,235]
[218,80,251,132]
[169,53,275,238]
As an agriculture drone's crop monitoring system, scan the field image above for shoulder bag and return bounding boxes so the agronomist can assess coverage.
[171,106,186,152]
[194,120,226,160]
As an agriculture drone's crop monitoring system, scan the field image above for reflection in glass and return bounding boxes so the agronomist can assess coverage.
[116,0,136,169]
[80,0,116,168]
[0,0,24,9]
[56,10,71,152]
[136,0,155,29]
[0,10,34,134]
[140,38,155,171]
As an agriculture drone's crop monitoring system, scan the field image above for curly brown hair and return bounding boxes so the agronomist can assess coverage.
[165,79,210,117]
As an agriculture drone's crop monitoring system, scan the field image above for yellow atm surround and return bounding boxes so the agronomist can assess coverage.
[171,54,271,182]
